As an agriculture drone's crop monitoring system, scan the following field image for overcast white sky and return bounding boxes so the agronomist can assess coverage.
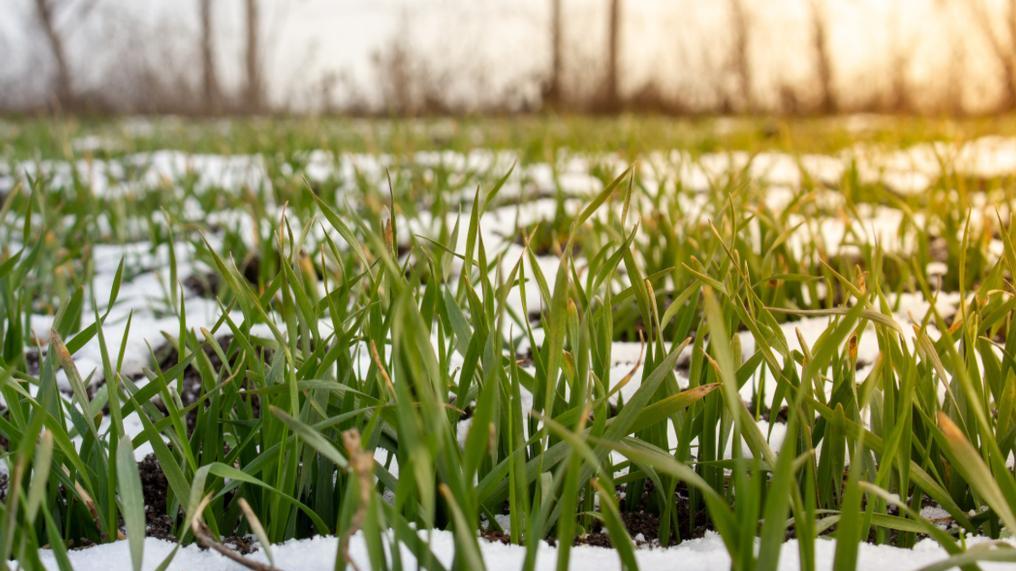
[0,0,1006,112]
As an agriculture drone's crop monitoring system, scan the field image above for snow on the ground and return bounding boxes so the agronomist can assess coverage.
[11,137,1016,568]
[33,531,1016,571]
[7,145,973,450]
[15,134,1016,201]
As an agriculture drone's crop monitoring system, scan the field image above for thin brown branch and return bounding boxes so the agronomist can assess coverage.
[339,430,374,571]
[191,495,282,571]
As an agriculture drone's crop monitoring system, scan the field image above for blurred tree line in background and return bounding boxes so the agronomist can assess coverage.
[6,0,1016,116]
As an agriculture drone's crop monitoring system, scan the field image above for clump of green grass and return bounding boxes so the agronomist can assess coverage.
[1,120,1016,571]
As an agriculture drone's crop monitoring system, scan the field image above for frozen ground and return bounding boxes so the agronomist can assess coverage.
[4,138,985,442]
[5,135,1016,569]
[33,531,1016,571]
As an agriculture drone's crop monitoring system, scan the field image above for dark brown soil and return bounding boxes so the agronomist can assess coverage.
[573,509,660,548]
[480,529,511,544]
[138,454,175,540]
[483,479,715,550]
[24,348,41,376]
[672,484,714,540]
[512,223,573,257]
[137,454,257,553]
[0,408,7,451]
[759,404,790,424]
[184,256,261,299]
[222,535,258,555]
[153,335,234,433]
[575,532,613,548]
[183,272,224,299]
[747,393,790,424]
[929,237,949,264]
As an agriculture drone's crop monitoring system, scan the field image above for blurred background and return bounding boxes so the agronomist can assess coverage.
[1,0,1014,116]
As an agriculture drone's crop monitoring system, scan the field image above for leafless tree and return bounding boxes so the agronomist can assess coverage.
[371,11,456,116]
[544,0,564,106]
[884,2,914,112]
[198,0,220,112]
[727,0,753,112]
[808,0,836,113]
[372,35,416,114]
[939,4,967,114]
[941,41,967,114]
[30,0,95,109]
[602,0,622,111]
[244,0,263,112]
[969,0,1016,109]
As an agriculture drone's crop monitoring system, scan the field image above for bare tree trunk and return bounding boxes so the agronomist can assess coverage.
[1006,0,1016,108]
[199,0,220,113]
[884,4,913,112]
[809,0,836,113]
[887,52,911,112]
[1001,59,1016,110]
[603,0,621,111]
[969,0,1016,109]
[244,0,263,113]
[33,0,74,109]
[545,0,563,107]
[728,0,752,112]
[943,36,967,115]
